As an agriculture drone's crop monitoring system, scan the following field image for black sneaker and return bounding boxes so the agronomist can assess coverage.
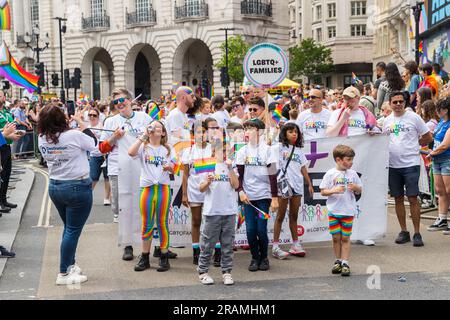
[248,259,259,272]
[213,248,221,267]
[258,258,270,271]
[0,246,15,258]
[0,205,10,213]
[134,254,150,272]
[395,231,411,244]
[413,233,424,247]
[154,247,178,259]
[122,246,134,261]
[3,202,17,209]
[331,260,342,274]
[193,248,200,265]
[157,253,170,272]
[341,263,351,277]
[427,217,448,231]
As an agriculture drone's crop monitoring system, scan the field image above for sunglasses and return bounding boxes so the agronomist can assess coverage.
[308,96,320,100]
[392,100,405,105]
[249,108,259,112]
[244,92,251,95]
[88,114,98,118]
[113,97,127,105]
[233,104,241,109]
[208,126,220,130]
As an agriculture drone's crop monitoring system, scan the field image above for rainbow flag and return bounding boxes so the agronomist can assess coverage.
[272,104,287,124]
[408,17,414,39]
[236,205,245,230]
[147,102,164,120]
[171,156,182,176]
[351,72,360,85]
[193,157,216,174]
[303,93,309,102]
[250,203,271,220]
[0,1,11,30]
[171,94,177,102]
[0,41,38,93]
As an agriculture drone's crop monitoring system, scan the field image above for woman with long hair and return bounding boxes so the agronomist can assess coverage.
[415,87,433,117]
[377,62,406,111]
[38,105,98,285]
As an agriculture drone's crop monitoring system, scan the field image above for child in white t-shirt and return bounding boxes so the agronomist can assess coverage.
[181,120,212,265]
[197,140,239,285]
[128,121,175,273]
[320,145,362,277]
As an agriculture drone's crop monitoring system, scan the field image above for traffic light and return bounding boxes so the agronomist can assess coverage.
[220,67,229,87]
[51,73,59,87]
[64,69,71,89]
[73,68,81,89]
[35,63,45,87]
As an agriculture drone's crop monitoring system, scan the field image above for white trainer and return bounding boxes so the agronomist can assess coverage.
[199,273,214,285]
[69,264,83,275]
[289,243,306,257]
[363,239,375,246]
[222,273,234,286]
[56,268,88,286]
[272,246,289,260]
[104,199,111,206]
[113,215,119,223]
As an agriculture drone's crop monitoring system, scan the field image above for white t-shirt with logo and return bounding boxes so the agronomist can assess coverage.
[100,112,152,176]
[165,108,191,145]
[212,110,231,128]
[236,142,278,201]
[203,162,238,216]
[277,144,309,195]
[297,108,331,140]
[137,144,174,187]
[181,144,212,203]
[319,168,363,217]
[328,108,367,136]
[39,130,97,181]
[383,111,430,168]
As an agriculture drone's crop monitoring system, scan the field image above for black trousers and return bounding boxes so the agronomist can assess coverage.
[0,144,11,203]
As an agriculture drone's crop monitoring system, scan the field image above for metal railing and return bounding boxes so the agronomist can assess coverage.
[126,7,157,27]
[81,12,110,31]
[175,2,208,21]
[241,0,273,17]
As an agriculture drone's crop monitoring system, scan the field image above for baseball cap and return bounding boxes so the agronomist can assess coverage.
[343,86,360,99]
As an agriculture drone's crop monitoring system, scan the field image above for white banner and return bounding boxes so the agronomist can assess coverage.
[167,134,390,246]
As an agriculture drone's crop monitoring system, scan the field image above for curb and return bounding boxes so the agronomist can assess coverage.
[0,165,35,277]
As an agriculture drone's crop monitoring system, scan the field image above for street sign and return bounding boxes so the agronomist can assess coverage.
[243,43,288,89]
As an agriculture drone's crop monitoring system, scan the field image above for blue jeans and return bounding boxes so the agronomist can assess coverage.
[244,199,271,262]
[49,179,93,273]
[89,155,108,182]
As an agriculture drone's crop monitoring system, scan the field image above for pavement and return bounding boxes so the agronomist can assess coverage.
[2,160,450,300]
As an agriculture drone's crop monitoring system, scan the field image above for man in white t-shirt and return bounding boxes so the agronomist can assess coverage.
[165,86,195,147]
[229,96,246,124]
[297,89,331,140]
[99,88,151,261]
[383,91,433,247]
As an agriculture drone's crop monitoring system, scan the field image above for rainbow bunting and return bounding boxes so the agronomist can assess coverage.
[147,102,164,120]
[193,157,216,174]
[0,1,11,31]
[250,203,271,220]
[272,104,287,124]
[236,205,245,230]
[0,41,38,93]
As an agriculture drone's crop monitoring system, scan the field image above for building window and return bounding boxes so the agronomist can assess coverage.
[316,28,322,42]
[328,26,336,39]
[351,24,366,36]
[135,0,150,20]
[328,3,336,18]
[30,0,39,27]
[316,5,322,21]
[91,0,104,17]
[351,1,366,16]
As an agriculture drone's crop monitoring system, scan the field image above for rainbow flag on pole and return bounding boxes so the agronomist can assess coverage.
[0,41,38,93]
[193,157,216,174]
[272,104,287,124]
[147,102,164,120]
[0,1,11,30]
[171,156,182,176]
[236,205,245,230]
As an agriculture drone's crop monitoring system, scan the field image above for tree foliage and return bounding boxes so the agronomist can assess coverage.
[216,35,251,86]
[289,38,334,82]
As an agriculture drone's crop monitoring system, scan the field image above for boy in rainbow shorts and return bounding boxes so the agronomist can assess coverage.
[320,145,362,277]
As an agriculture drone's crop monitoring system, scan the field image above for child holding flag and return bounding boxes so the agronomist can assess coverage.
[320,145,362,277]
[181,120,212,265]
[197,133,240,285]
[128,121,175,273]
[236,119,279,272]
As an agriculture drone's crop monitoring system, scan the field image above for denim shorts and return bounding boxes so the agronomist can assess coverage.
[388,166,420,197]
[89,156,108,182]
[432,156,450,176]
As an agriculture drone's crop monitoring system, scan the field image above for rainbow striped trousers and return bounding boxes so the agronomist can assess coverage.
[140,184,172,249]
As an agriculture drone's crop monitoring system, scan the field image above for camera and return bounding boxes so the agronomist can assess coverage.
[147,124,156,133]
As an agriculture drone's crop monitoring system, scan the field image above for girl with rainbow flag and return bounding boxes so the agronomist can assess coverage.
[181,120,212,265]
[128,120,175,272]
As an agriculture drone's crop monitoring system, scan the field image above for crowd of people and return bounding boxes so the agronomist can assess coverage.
[0,59,449,287]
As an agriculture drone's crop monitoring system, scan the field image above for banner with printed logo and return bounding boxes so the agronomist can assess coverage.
[167,134,390,246]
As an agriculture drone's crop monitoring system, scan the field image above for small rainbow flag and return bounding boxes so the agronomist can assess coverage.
[303,93,309,102]
[236,205,245,230]
[193,157,216,174]
[250,203,271,220]
[171,94,177,102]
[147,102,164,120]
[272,104,287,124]
[351,72,360,85]
[0,41,38,93]
[229,143,245,160]
[0,1,11,30]
[171,156,182,176]
[418,41,424,54]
